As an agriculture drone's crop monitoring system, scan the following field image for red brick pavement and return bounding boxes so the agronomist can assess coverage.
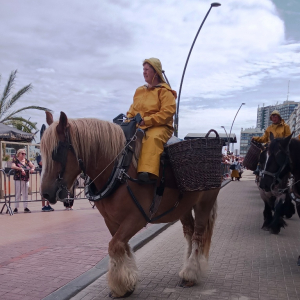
[0,199,113,300]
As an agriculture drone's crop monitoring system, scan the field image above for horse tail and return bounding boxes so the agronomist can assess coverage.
[202,200,218,258]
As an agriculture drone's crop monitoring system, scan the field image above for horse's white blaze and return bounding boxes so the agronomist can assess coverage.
[179,241,207,283]
[107,248,138,296]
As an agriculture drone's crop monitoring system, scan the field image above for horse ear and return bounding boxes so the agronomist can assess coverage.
[270,132,274,141]
[56,111,69,138]
[281,133,293,150]
[46,111,54,126]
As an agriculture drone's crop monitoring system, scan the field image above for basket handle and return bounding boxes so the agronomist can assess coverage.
[205,129,219,138]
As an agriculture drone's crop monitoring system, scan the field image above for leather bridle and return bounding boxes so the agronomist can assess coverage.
[261,148,290,191]
[52,129,85,201]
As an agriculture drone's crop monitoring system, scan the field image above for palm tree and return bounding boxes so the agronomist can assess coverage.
[0,70,50,133]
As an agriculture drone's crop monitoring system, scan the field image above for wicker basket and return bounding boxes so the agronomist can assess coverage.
[243,142,262,171]
[167,129,223,192]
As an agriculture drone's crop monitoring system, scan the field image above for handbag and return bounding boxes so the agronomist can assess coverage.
[229,164,236,170]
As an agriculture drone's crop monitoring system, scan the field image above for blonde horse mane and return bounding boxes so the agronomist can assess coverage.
[41,118,126,172]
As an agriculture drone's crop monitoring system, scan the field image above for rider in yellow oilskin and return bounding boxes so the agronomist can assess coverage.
[252,110,291,143]
[252,110,291,175]
[127,58,177,182]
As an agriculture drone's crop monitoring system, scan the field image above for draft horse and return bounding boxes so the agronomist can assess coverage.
[258,133,296,234]
[40,111,220,298]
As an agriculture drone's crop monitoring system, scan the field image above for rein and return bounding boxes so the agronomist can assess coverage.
[51,122,180,224]
[52,127,140,201]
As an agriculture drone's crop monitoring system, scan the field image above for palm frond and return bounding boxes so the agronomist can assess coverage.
[3,116,37,130]
[3,117,38,133]
[3,83,32,113]
[0,106,51,123]
[0,70,17,118]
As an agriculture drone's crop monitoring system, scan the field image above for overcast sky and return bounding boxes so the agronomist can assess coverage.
[1,0,300,147]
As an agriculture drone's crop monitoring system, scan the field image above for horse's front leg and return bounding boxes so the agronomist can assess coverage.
[269,196,287,234]
[107,217,146,298]
[108,238,137,298]
[261,201,273,230]
[283,191,295,219]
[179,189,218,288]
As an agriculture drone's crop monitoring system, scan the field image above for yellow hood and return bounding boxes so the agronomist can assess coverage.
[270,110,282,121]
[143,58,166,84]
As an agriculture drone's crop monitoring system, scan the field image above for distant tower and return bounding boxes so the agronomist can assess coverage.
[286,80,290,103]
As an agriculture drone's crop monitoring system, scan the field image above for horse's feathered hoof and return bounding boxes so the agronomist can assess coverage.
[109,289,134,299]
[179,279,195,288]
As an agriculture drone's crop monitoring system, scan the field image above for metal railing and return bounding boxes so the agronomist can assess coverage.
[0,168,87,216]
[1,163,231,216]
[221,163,230,180]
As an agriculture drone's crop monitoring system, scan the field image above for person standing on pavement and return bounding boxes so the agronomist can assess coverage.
[252,110,291,143]
[11,149,35,213]
[230,157,241,181]
[126,57,176,182]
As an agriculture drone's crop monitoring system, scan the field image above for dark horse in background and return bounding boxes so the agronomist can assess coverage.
[258,133,296,234]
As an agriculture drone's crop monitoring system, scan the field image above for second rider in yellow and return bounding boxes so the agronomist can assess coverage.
[127,58,177,182]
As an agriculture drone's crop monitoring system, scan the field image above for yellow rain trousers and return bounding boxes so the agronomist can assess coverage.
[127,83,176,176]
[253,119,291,144]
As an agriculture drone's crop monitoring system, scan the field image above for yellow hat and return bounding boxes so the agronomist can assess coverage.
[270,110,282,120]
[143,58,166,83]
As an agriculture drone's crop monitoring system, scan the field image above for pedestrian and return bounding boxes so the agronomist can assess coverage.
[230,157,241,181]
[11,149,35,213]
[38,160,54,212]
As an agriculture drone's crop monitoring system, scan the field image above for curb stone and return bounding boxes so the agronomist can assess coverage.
[43,179,230,300]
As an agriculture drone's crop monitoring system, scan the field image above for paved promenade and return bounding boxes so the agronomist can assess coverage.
[71,171,300,300]
[0,198,112,300]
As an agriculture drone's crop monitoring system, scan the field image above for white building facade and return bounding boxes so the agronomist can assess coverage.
[240,127,264,157]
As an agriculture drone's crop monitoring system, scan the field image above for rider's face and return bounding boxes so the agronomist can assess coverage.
[271,114,280,124]
[143,63,156,85]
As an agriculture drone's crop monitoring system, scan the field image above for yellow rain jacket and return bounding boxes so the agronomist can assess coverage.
[127,83,176,176]
[253,119,291,144]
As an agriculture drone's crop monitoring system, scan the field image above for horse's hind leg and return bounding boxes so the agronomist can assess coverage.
[180,210,194,270]
[179,189,218,287]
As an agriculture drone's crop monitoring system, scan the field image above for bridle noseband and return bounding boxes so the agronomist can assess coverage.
[52,129,86,201]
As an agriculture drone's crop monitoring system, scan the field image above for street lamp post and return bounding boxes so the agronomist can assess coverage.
[228,103,245,153]
[174,2,221,137]
[221,126,230,153]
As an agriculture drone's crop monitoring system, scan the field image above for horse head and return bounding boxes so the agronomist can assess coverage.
[40,111,82,204]
[259,133,292,192]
